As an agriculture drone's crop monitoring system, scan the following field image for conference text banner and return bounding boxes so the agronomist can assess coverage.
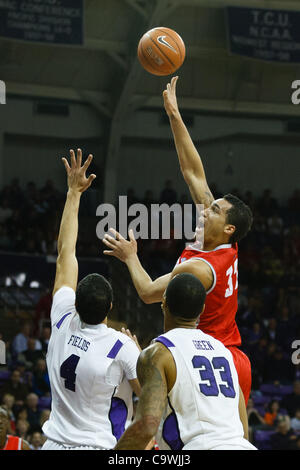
[0,0,83,45]
[226,6,300,63]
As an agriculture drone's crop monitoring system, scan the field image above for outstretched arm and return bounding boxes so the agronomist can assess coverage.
[163,76,214,208]
[52,149,96,296]
[114,343,169,450]
[102,228,171,304]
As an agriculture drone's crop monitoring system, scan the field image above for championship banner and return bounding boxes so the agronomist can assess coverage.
[226,6,300,63]
[0,0,84,45]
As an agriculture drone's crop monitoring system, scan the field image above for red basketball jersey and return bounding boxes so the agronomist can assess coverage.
[176,243,241,347]
[1,435,23,450]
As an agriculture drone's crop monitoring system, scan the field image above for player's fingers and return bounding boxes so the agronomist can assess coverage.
[109,228,125,241]
[102,236,118,249]
[62,157,71,173]
[77,148,82,168]
[172,76,178,92]
[103,250,115,256]
[128,229,136,242]
[70,149,76,168]
[87,174,96,187]
[82,154,93,172]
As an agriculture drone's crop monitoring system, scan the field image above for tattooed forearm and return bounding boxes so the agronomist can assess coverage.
[114,345,168,450]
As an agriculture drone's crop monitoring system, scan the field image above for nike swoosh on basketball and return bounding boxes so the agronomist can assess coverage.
[157,36,178,54]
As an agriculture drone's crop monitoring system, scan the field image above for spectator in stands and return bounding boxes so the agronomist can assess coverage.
[31,359,50,398]
[258,189,278,218]
[264,400,282,427]
[14,360,33,389]
[25,393,41,433]
[246,397,266,442]
[270,417,298,450]
[265,317,279,343]
[15,408,28,423]
[262,346,294,385]
[39,409,50,430]
[1,393,16,434]
[160,179,177,205]
[281,381,300,418]
[34,288,52,336]
[17,338,44,370]
[0,369,30,408]
[15,418,30,441]
[29,431,43,450]
[11,322,32,357]
[38,327,51,355]
[290,408,300,432]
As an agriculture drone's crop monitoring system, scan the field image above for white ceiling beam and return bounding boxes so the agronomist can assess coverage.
[6,81,298,117]
[6,81,109,103]
[139,94,300,117]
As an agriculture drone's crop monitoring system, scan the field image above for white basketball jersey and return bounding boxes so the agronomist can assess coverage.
[42,287,140,449]
[154,328,256,450]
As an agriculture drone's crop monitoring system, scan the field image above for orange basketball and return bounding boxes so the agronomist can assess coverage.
[137,27,185,76]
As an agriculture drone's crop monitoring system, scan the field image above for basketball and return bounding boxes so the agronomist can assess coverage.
[137,27,185,76]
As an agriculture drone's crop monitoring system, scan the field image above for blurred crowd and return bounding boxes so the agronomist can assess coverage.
[0,323,51,449]
[0,178,300,449]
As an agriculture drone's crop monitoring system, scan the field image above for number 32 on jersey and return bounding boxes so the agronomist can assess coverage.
[225,259,238,298]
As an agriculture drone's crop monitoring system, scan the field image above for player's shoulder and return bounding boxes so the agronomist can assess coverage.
[106,327,134,344]
[139,339,172,367]
[105,327,140,358]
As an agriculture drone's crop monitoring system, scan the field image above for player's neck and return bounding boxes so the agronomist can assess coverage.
[164,318,197,332]
[203,236,230,251]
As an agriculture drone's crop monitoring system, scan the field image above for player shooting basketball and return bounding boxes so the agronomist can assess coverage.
[103,76,253,404]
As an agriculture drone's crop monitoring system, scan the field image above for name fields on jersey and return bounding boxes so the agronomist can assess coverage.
[67,334,90,352]
[192,340,214,351]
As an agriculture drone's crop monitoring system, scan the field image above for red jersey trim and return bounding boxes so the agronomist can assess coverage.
[191,257,217,294]
[186,243,232,252]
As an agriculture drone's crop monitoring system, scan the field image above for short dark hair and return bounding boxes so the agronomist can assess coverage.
[165,273,206,320]
[223,194,253,244]
[75,274,113,325]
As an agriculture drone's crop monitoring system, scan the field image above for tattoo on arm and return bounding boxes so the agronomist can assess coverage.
[115,346,168,450]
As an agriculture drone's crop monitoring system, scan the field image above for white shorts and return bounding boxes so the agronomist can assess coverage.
[42,439,107,451]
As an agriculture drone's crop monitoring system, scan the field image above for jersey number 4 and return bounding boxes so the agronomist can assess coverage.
[60,354,80,392]
[225,259,238,298]
[192,355,236,398]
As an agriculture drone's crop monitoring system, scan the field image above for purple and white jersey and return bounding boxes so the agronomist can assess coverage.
[154,328,256,450]
[42,287,140,449]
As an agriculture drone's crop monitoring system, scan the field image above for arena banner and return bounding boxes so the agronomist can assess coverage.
[226,6,300,63]
[0,0,83,45]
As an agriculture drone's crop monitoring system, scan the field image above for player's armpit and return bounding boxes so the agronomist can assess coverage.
[171,258,214,292]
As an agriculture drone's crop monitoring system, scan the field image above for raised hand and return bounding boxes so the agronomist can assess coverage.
[102,228,137,263]
[162,75,179,117]
[62,148,96,193]
[121,327,142,352]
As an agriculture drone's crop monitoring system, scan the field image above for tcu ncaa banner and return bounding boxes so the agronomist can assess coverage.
[226,6,300,63]
[0,0,84,45]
